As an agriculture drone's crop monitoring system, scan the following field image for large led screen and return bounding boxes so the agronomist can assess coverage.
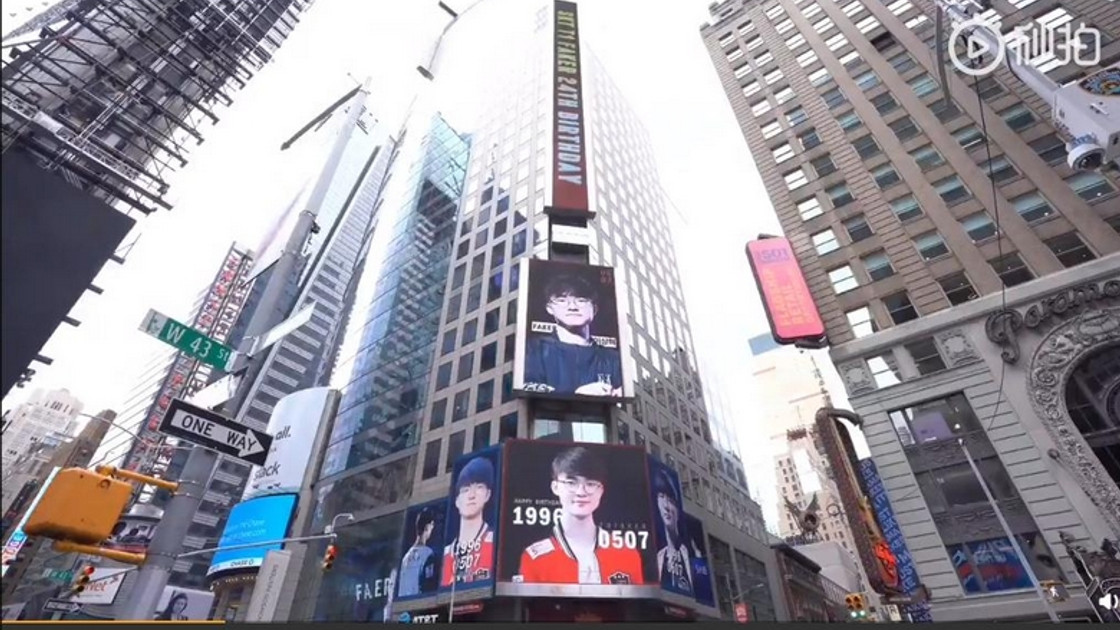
[497,441,657,598]
[208,494,297,576]
[682,513,716,609]
[395,498,448,601]
[440,446,502,594]
[648,457,693,598]
[513,259,632,401]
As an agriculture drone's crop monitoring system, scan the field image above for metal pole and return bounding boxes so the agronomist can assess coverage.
[447,554,458,623]
[115,447,218,621]
[958,438,1061,622]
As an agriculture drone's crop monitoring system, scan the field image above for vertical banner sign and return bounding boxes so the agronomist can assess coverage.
[859,459,933,623]
[551,0,589,215]
[745,237,826,346]
[647,457,694,598]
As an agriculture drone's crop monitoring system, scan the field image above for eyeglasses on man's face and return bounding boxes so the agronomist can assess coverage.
[555,476,604,492]
[547,295,593,307]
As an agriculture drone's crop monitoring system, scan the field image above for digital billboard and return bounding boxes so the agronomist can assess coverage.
[208,493,297,576]
[682,513,716,608]
[549,0,589,216]
[497,441,658,597]
[245,387,336,500]
[153,586,215,621]
[313,512,404,622]
[513,259,631,401]
[648,458,693,598]
[440,446,502,594]
[395,498,447,601]
[745,236,826,347]
[1,467,60,576]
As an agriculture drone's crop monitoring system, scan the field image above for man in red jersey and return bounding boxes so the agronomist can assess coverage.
[516,446,645,585]
[441,456,496,586]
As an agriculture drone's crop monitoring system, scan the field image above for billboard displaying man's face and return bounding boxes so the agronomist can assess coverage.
[440,446,502,594]
[513,260,631,401]
[396,499,447,601]
[647,458,693,598]
[497,440,658,598]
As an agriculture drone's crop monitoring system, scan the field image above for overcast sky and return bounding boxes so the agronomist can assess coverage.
[2,0,853,531]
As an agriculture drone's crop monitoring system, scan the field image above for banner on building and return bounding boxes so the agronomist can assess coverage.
[745,236,826,348]
[549,0,590,216]
[395,499,448,602]
[682,513,716,608]
[513,259,632,401]
[245,388,337,500]
[647,457,693,598]
[440,446,502,595]
[496,440,658,597]
[313,512,403,622]
[208,493,297,576]
[153,586,214,621]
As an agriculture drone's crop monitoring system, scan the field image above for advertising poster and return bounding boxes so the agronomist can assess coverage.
[440,446,502,594]
[497,441,657,596]
[395,499,447,601]
[514,259,631,401]
[682,513,716,608]
[314,512,404,622]
[647,457,693,598]
[1,467,59,576]
[153,587,214,621]
[208,494,297,576]
[102,512,161,554]
[745,236,826,347]
[550,0,589,215]
[244,387,335,501]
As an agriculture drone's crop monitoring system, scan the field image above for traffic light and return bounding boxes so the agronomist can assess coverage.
[322,544,338,571]
[845,593,867,620]
[23,468,132,544]
[70,565,95,595]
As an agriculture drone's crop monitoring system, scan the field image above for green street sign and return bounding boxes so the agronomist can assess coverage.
[44,569,73,583]
[139,309,234,371]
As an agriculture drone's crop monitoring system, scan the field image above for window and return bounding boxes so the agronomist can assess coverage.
[1011,192,1054,223]
[441,330,456,355]
[822,88,847,108]
[841,0,864,16]
[915,232,950,260]
[764,3,784,19]
[775,87,795,104]
[890,195,923,221]
[829,266,859,293]
[889,116,921,142]
[798,197,823,220]
[846,306,877,338]
[975,76,1004,100]
[480,341,497,371]
[813,17,835,33]
[862,251,895,281]
[430,398,448,430]
[733,63,751,79]
[1030,133,1067,165]
[854,70,880,90]
[934,175,971,204]
[436,362,452,390]
[905,338,946,374]
[1110,215,1120,234]
[461,319,478,345]
[840,50,862,69]
[889,51,916,73]
[829,184,856,208]
[796,49,818,66]
[786,33,806,49]
[843,214,872,241]
[751,99,772,116]
[745,36,763,51]
[763,68,784,85]
[773,143,795,163]
[811,155,838,177]
[960,212,996,242]
[727,48,744,62]
[910,144,945,171]
[871,92,899,115]
[838,111,863,132]
[869,354,902,388]
[787,107,809,126]
[953,125,985,150]
[761,120,782,139]
[982,155,1018,182]
[755,50,774,66]
[457,351,474,382]
[500,412,518,442]
[785,169,809,190]
[422,440,441,479]
[825,33,848,51]
[798,128,821,149]
[999,103,1036,131]
[930,98,961,122]
[884,291,919,324]
[452,389,471,422]
[989,252,1033,287]
[476,380,494,412]
[908,73,939,97]
[812,229,840,255]
[1066,172,1117,202]
[852,135,881,160]
[445,431,465,473]
[809,67,832,87]
[1046,233,1096,268]
[939,272,978,305]
[856,15,881,33]
[873,163,901,189]
[742,81,761,97]
[484,308,500,335]
[888,393,982,448]
[473,421,491,450]
[719,33,735,47]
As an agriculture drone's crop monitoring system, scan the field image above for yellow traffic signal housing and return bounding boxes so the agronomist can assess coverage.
[23,468,132,544]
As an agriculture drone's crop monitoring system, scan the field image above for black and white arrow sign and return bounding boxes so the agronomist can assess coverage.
[159,399,273,466]
[43,599,82,614]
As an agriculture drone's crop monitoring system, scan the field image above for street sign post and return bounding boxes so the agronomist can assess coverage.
[139,309,235,371]
[158,399,272,466]
[42,599,81,615]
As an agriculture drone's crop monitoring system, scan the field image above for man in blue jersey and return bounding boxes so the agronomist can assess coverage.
[397,507,439,597]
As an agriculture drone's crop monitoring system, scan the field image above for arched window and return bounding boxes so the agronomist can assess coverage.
[1064,344,1120,486]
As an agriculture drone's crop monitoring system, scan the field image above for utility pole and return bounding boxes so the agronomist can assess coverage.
[116,79,372,621]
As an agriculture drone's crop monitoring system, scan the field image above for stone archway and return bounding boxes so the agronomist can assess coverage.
[1028,307,1120,539]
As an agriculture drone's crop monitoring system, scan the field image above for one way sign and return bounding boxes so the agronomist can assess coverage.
[159,399,273,466]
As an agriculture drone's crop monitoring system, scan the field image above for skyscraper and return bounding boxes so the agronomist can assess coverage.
[1,0,315,397]
[289,0,780,622]
[0,388,83,479]
[702,0,1118,622]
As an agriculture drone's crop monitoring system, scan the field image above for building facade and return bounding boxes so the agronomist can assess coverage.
[1,388,83,488]
[702,0,1119,622]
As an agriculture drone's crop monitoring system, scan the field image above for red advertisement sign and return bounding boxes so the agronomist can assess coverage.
[745,237,826,346]
[550,1,589,216]
[735,602,750,623]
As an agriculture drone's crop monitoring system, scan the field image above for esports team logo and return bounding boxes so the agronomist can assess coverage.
[948,12,1102,78]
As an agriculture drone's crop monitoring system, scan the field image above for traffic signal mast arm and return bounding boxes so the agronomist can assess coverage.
[94,465,179,493]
